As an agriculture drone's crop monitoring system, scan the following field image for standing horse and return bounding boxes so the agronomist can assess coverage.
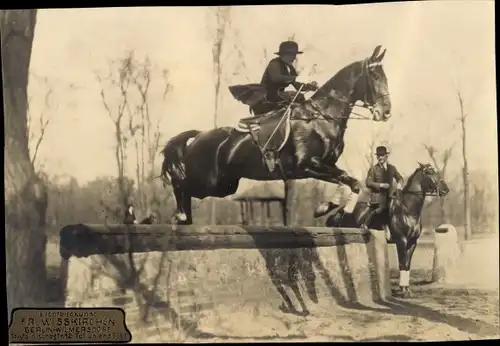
[160,45,392,224]
[319,163,450,297]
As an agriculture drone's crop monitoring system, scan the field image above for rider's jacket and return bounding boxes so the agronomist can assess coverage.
[365,163,403,207]
[261,57,307,102]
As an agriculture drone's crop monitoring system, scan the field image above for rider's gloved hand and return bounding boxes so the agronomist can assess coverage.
[307,81,319,90]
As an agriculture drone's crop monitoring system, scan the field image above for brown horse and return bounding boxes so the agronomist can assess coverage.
[317,163,450,297]
[160,45,392,224]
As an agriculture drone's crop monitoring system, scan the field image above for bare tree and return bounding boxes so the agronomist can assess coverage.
[96,51,170,215]
[457,90,472,240]
[27,75,56,167]
[3,9,49,321]
[423,144,453,223]
[95,53,134,208]
[210,6,231,129]
[364,135,377,171]
[127,56,171,213]
[207,6,232,224]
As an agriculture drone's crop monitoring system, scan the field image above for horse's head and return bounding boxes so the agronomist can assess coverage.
[415,162,450,197]
[353,45,391,122]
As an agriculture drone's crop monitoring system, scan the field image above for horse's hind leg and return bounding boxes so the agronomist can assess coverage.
[182,193,193,225]
[171,180,187,223]
[172,180,194,225]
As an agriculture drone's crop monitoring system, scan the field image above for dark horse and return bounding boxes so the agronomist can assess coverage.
[317,163,450,298]
[160,46,392,224]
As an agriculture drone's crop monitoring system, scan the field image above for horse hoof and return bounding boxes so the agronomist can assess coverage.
[399,287,412,298]
[175,212,187,222]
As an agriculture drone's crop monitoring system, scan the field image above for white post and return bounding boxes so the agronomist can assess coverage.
[432,223,461,284]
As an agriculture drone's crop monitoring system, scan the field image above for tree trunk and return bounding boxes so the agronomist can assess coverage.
[2,9,48,322]
[458,93,472,240]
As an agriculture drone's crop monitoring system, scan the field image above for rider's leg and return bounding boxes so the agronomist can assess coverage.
[361,203,383,229]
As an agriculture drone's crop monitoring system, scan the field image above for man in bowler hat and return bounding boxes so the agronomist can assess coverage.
[362,146,404,229]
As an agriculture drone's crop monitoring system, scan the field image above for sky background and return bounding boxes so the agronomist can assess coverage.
[26,2,497,190]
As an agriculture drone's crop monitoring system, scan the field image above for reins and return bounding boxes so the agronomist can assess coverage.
[293,59,389,122]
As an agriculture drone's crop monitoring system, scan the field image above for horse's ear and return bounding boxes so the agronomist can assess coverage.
[370,45,382,60]
[376,48,386,62]
[417,161,424,168]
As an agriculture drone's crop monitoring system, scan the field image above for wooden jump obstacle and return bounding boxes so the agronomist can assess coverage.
[60,223,392,342]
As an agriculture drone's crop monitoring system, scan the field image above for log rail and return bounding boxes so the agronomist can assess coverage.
[59,224,371,260]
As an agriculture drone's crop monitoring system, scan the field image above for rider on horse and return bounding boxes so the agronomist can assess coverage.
[229,40,319,116]
[362,145,404,229]
[260,41,319,110]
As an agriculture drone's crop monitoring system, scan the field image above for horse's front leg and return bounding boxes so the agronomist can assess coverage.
[394,237,418,298]
[400,238,418,298]
[308,157,362,193]
[328,163,362,194]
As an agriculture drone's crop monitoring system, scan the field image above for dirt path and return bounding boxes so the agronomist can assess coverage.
[178,283,498,342]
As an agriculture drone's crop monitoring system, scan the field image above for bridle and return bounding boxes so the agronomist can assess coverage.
[306,58,390,121]
[402,167,443,199]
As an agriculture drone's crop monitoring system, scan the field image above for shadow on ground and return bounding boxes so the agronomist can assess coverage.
[45,228,499,341]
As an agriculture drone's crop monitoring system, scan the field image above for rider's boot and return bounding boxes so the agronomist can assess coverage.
[360,211,374,229]
[360,205,382,229]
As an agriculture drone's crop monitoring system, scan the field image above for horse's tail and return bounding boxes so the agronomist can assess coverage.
[159,130,201,186]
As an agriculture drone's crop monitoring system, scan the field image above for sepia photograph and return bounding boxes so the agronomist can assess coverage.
[3,1,498,343]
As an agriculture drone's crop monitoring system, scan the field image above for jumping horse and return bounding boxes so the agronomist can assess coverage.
[317,163,450,297]
[160,45,392,225]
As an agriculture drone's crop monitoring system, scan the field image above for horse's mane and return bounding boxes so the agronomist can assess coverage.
[310,60,362,101]
[402,164,434,192]
[402,167,422,192]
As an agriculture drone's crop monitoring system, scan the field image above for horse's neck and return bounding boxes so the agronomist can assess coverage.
[312,61,363,104]
[308,61,363,126]
[309,96,352,124]
[400,174,426,217]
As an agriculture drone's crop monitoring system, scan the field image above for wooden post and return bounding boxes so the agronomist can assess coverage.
[248,201,254,225]
[260,201,266,226]
[239,201,246,225]
[266,201,271,225]
[245,201,250,225]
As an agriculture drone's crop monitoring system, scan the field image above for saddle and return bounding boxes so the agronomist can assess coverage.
[230,83,302,174]
[242,107,291,151]
[239,108,282,125]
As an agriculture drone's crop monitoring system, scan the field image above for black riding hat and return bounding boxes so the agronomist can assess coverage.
[274,40,303,56]
[375,146,390,156]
